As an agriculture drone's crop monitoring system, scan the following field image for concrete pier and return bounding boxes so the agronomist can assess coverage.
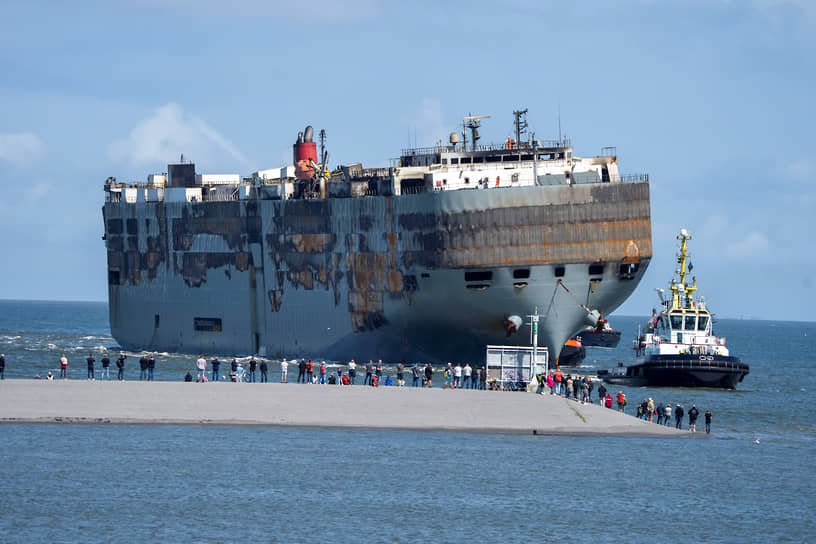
[0,380,684,436]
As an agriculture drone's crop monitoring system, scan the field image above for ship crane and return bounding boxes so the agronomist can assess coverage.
[462,114,490,152]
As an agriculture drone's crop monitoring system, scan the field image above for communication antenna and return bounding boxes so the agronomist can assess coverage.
[513,109,528,148]
[462,114,490,152]
[319,129,328,171]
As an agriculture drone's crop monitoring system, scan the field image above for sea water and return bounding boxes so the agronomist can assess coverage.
[0,300,815,542]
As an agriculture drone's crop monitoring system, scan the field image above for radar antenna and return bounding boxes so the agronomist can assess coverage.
[513,109,528,148]
[462,114,490,152]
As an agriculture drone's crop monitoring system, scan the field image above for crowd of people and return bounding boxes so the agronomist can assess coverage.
[184,357,492,389]
[634,398,712,433]
[11,352,714,433]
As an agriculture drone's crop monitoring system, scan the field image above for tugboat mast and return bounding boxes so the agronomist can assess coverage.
[670,228,697,310]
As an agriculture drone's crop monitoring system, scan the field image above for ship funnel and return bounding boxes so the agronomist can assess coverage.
[304,125,314,143]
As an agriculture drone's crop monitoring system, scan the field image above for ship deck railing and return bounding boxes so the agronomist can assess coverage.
[400,139,571,157]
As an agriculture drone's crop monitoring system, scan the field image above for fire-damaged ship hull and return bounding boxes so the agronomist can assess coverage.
[104,183,651,362]
[102,113,652,363]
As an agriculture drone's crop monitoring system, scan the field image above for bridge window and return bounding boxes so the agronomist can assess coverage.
[698,316,709,331]
[589,263,604,275]
[513,269,530,279]
[684,315,696,331]
[670,314,683,330]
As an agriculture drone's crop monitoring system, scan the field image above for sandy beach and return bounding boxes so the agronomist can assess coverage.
[0,379,687,436]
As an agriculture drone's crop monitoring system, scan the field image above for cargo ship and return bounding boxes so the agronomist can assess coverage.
[102,110,652,364]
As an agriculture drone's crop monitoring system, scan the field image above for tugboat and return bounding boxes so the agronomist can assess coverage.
[571,316,621,348]
[597,229,749,389]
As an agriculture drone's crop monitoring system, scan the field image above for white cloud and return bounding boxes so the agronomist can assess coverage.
[108,103,248,169]
[725,231,770,259]
[25,181,54,202]
[0,132,43,164]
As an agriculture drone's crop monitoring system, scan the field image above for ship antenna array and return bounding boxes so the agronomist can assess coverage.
[513,109,528,148]
[319,129,328,173]
[462,114,490,152]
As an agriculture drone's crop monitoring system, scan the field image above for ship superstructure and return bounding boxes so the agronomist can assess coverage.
[102,110,652,363]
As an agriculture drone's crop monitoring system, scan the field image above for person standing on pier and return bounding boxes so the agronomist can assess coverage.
[463,363,472,389]
[59,354,68,379]
[688,405,699,432]
[280,359,288,383]
[148,354,156,381]
[209,357,220,382]
[376,360,383,383]
[411,363,421,387]
[249,357,258,383]
[396,362,404,387]
[616,391,626,412]
[0,353,6,379]
[554,369,563,395]
[306,359,313,383]
[348,359,357,385]
[297,359,307,384]
[704,409,712,434]
[100,352,110,380]
[597,383,607,404]
[453,363,462,389]
[319,361,326,384]
[424,362,434,387]
[260,359,269,383]
[86,353,95,380]
[479,366,487,390]
[674,404,684,429]
[196,355,206,383]
[139,354,148,381]
[116,352,126,381]
[365,360,374,385]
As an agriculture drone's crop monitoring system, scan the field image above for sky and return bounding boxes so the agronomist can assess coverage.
[0,0,814,322]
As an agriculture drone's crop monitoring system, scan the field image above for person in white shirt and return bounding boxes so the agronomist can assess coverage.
[453,363,463,388]
[347,359,357,385]
[463,363,473,389]
[196,355,206,382]
[281,359,289,383]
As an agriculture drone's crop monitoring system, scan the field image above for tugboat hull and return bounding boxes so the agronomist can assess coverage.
[598,354,749,389]
[574,328,621,348]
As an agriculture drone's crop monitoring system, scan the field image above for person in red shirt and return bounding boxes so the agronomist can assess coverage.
[554,369,563,395]
[616,391,627,412]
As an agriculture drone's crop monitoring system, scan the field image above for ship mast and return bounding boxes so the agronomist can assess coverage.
[462,114,490,152]
[513,108,528,148]
[670,229,697,310]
